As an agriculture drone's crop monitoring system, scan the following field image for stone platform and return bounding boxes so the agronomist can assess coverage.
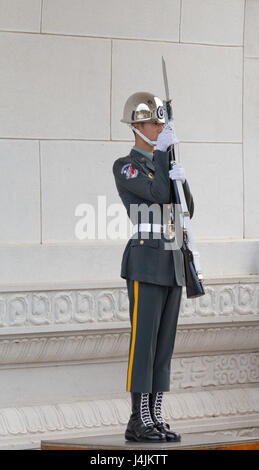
[41,433,259,450]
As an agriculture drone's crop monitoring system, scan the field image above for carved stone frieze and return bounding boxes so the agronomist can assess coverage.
[0,278,258,449]
[0,334,258,393]
[0,331,130,364]
[0,325,258,366]
[180,282,259,318]
[0,279,258,332]
[175,324,259,353]
[171,353,259,389]
[0,289,129,329]
[0,387,258,449]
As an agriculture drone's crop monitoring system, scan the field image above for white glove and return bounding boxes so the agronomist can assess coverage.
[156,120,179,152]
[169,163,186,184]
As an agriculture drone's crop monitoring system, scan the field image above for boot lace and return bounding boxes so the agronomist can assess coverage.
[140,393,154,427]
[153,391,166,424]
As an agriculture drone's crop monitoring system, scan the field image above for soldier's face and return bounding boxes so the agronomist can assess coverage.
[137,122,165,140]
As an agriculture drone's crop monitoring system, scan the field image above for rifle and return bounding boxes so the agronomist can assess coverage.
[162,56,205,298]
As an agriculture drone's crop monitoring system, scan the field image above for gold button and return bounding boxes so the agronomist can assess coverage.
[140,240,144,245]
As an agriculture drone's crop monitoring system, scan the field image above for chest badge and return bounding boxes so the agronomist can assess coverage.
[148,172,154,179]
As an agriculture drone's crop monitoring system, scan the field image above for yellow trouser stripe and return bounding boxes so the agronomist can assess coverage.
[127,280,139,392]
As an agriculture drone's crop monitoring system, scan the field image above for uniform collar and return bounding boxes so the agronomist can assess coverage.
[132,146,154,161]
[129,147,155,171]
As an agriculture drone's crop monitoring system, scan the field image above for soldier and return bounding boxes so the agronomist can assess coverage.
[112,92,194,443]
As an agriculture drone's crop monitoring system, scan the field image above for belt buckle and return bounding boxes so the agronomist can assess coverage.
[165,223,175,240]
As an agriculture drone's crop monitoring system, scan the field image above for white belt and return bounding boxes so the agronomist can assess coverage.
[132,223,167,234]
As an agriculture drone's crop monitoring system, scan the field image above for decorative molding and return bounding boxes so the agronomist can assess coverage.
[0,325,258,367]
[171,353,259,389]
[0,277,258,449]
[175,324,259,353]
[163,387,259,420]
[0,331,130,365]
[0,289,129,330]
[0,387,258,449]
[180,282,259,319]
[0,279,259,333]
[0,324,258,366]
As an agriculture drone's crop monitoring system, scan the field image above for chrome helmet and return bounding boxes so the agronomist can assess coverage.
[120,92,165,124]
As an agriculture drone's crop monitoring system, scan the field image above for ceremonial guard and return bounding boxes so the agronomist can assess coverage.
[112,92,194,443]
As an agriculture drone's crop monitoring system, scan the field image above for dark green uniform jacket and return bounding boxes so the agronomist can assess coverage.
[112,147,194,286]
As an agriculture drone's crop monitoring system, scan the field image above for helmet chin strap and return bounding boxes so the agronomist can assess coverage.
[129,124,157,147]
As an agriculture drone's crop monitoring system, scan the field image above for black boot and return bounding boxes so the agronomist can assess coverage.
[149,392,181,442]
[125,392,166,442]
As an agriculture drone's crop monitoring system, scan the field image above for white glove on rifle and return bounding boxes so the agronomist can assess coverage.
[169,163,186,184]
[156,120,179,152]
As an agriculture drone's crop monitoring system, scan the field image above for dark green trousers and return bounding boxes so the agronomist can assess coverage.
[126,279,182,393]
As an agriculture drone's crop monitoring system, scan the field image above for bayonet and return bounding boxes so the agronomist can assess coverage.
[162,56,173,121]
